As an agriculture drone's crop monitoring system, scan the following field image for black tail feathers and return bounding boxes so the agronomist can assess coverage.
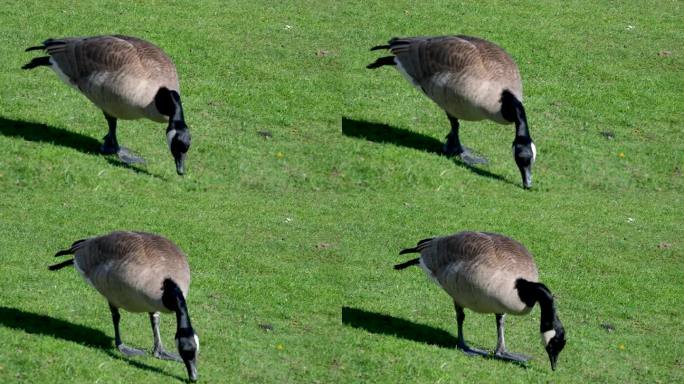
[53,248,74,257]
[25,45,46,52]
[394,258,420,270]
[25,38,64,52]
[367,56,395,69]
[24,39,66,69]
[370,37,403,51]
[395,237,434,269]
[399,237,434,255]
[399,246,419,255]
[50,239,86,270]
[49,259,74,271]
[370,44,391,51]
[54,239,87,257]
[22,56,51,70]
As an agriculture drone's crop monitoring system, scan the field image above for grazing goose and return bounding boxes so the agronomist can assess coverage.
[49,231,199,382]
[23,35,191,175]
[395,231,565,370]
[368,35,536,188]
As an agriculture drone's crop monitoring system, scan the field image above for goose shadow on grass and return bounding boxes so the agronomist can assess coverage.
[342,306,458,349]
[341,307,528,368]
[0,306,185,381]
[341,117,516,187]
[0,117,156,177]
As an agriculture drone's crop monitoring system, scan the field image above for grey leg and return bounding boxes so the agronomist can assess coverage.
[101,112,146,165]
[493,313,531,362]
[109,303,146,357]
[149,312,181,361]
[444,114,488,165]
[454,303,488,357]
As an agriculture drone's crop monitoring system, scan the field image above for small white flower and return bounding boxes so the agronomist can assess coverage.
[284,217,293,223]
[626,25,635,30]
[284,25,293,30]
[627,217,635,223]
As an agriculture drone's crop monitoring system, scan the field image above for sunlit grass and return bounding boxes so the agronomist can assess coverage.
[0,0,682,383]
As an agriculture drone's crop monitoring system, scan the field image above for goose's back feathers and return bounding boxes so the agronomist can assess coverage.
[40,35,179,121]
[419,231,538,314]
[73,231,190,313]
[387,36,522,123]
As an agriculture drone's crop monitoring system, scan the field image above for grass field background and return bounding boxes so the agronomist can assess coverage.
[0,1,682,383]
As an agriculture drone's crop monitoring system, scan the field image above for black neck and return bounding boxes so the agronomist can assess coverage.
[515,279,559,332]
[155,87,187,128]
[169,96,185,126]
[537,287,559,333]
[168,118,187,134]
[162,278,193,331]
[500,90,531,141]
[515,116,530,142]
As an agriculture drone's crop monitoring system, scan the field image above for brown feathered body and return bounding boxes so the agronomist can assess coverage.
[42,35,179,122]
[417,231,538,314]
[70,231,190,313]
[388,36,522,124]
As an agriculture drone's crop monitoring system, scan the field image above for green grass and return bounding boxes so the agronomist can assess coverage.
[0,0,682,383]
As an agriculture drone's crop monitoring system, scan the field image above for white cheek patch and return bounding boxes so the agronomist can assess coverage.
[167,129,177,149]
[512,142,537,164]
[541,329,556,346]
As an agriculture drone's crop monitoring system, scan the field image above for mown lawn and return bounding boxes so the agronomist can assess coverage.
[1,1,682,383]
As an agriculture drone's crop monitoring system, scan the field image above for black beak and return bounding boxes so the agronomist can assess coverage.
[549,351,558,371]
[184,357,198,382]
[174,152,186,175]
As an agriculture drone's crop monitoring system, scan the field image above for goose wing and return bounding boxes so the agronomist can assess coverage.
[389,36,518,83]
[40,36,141,84]
[387,36,484,84]
[41,35,177,89]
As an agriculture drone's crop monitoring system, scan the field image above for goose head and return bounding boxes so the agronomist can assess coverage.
[167,126,191,175]
[513,138,536,189]
[541,321,566,370]
[176,329,199,381]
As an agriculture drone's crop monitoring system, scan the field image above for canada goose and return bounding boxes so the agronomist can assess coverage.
[49,231,199,382]
[395,231,566,370]
[22,35,191,175]
[368,36,536,188]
